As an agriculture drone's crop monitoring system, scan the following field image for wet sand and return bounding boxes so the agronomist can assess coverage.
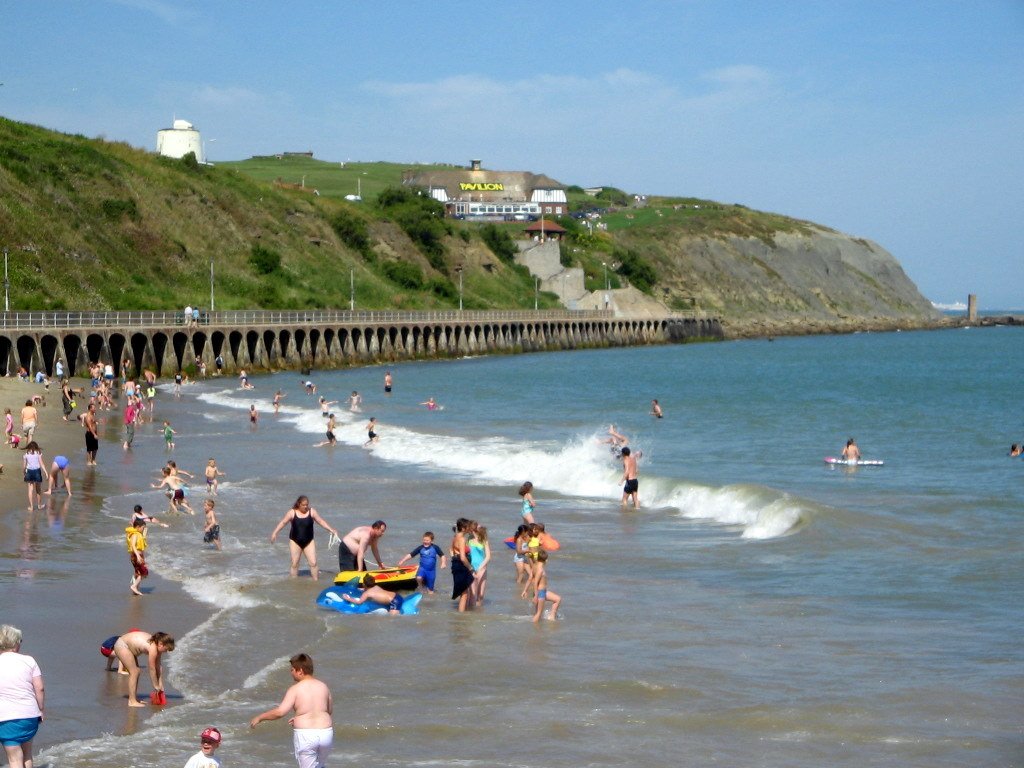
[0,376,207,747]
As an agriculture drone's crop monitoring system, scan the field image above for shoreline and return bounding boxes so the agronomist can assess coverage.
[720,314,960,340]
[0,376,209,749]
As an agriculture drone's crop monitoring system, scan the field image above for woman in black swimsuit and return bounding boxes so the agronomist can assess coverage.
[449,517,475,612]
[269,495,340,580]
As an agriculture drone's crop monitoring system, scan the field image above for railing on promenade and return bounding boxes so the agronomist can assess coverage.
[0,308,712,331]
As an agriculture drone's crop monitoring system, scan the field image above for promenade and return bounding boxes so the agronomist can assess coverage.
[0,308,721,377]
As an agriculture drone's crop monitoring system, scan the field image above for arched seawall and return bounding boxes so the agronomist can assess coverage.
[0,312,722,378]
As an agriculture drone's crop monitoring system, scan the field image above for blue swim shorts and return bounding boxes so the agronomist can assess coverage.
[417,567,437,591]
[0,717,41,746]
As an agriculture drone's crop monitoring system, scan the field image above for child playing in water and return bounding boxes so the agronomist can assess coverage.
[152,467,194,515]
[518,481,536,523]
[530,550,561,623]
[205,459,225,495]
[163,420,176,451]
[512,524,531,585]
[202,499,221,551]
[397,532,447,593]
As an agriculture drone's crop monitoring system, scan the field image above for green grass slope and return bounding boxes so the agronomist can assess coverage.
[0,118,553,312]
[0,117,937,326]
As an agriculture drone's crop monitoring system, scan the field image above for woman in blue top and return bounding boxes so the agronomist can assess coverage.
[518,481,536,524]
[468,524,492,607]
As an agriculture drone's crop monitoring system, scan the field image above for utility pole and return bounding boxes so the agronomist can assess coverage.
[534,276,539,310]
[350,269,355,311]
[456,265,464,311]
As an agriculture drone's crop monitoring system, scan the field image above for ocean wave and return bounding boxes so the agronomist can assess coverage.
[192,386,806,539]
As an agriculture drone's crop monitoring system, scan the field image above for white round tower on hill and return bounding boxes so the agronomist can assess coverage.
[156,118,204,162]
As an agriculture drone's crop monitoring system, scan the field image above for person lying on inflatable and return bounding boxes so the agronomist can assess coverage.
[341,575,406,615]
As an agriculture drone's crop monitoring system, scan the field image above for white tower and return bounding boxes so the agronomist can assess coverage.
[156,119,204,163]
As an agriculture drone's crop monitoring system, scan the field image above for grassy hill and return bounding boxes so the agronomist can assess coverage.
[0,119,555,312]
[0,117,937,328]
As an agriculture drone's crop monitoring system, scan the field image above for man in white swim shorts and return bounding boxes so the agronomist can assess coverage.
[250,652,333,768]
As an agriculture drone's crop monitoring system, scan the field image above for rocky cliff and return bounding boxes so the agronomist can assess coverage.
[616,224,941,337]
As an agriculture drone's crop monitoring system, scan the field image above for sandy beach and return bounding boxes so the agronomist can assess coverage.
[0,375,206,748]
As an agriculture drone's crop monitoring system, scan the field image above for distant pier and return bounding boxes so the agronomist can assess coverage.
[0,309,723,378]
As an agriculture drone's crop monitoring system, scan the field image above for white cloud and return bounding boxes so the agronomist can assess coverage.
[107,0,197,25]
[193,85,264,109]
[701,64,773,88]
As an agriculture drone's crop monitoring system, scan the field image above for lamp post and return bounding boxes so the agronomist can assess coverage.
[350,268,355,311]
[602,261,608,290]
[3,248,8,312]
[534,276,539,311]
[209,256,215,312]
[455,265,464,311]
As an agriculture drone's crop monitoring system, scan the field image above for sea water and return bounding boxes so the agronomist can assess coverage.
[37,327,1024,766]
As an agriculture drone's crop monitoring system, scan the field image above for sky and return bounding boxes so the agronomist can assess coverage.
[2,1,1022,308]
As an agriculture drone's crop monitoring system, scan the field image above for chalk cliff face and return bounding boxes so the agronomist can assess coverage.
[619,225,940,335]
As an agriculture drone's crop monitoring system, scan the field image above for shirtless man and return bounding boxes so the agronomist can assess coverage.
[842,438,861,462]
[20,400,38,442]
[341,575,405,614]
[83,402,100,465]
[339,521,387,572]
[112,630,175,707]
[621,446,640,510]
[383,371,392,393]
[650,399,663,418]
[250,653,334,768]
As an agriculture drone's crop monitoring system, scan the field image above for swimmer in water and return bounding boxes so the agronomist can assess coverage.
[364,417,380,447]
[842,438,861,462]
[420,397,438,411]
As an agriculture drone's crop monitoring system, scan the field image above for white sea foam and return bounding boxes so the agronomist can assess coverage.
[192,388,804,538]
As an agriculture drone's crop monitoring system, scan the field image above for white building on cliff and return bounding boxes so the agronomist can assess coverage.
[156,118,204,163]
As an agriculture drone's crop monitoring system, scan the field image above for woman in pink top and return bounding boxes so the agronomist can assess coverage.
[0,625,45,768]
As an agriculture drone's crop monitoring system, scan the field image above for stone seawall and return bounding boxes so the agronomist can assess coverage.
[0,310,723,378]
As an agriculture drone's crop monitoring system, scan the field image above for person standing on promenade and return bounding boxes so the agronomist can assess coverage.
[0,624,45,768]
[83,402,100,465]
[111,630,175,707]
[621,446,640,510]
[339,521,387,573]
[250,653,334,768]
[269,496,339,580]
